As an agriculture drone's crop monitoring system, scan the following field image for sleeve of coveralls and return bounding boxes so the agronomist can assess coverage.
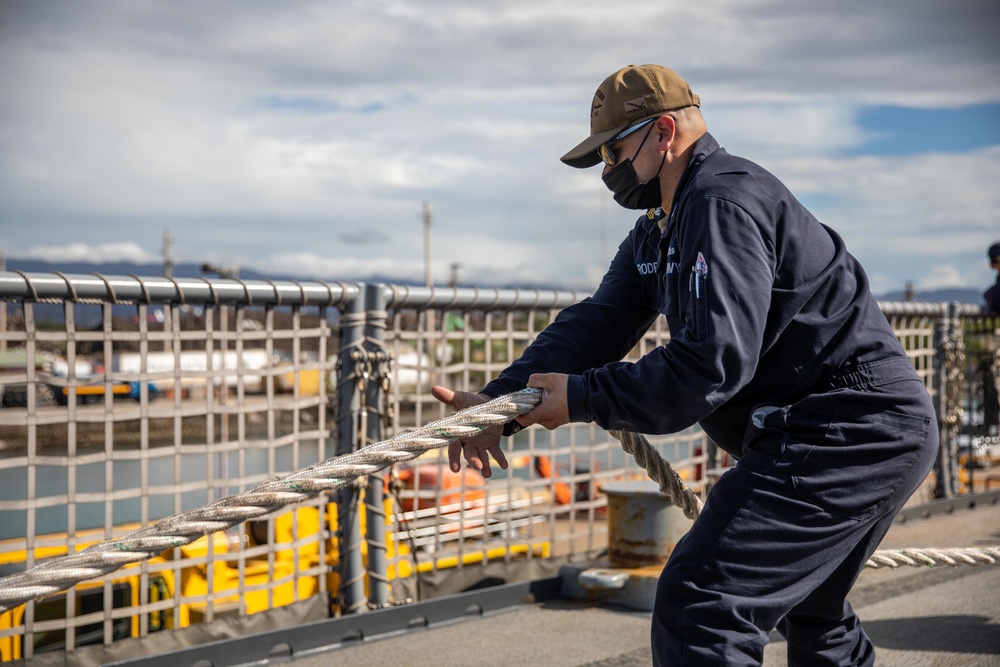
[566,196,776,434]
[480,221,660,401]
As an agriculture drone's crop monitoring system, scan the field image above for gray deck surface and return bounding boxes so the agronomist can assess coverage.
[287,501,1000,667]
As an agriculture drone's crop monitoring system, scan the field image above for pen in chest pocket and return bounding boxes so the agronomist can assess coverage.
[691,252,709,299]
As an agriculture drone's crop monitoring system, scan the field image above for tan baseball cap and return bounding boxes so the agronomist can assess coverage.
[561,64,700,169]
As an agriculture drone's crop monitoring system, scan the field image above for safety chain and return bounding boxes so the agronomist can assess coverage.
[352,347,371,448]
[363,342,394,605]
[943,328,966,432]
[377,348,395,432]
[386,466,426,603]
[942,325,967,495]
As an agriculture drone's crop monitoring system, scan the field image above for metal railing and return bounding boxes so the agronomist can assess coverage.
[0,271,993,663]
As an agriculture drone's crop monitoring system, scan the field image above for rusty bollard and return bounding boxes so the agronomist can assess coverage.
[604,480,691,567]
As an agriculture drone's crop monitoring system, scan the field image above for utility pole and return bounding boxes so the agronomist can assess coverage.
[422,201,436,347]
[163,229,174,278]
[0,249,6,353]
[423,201,433,287]
[161,230,174,351]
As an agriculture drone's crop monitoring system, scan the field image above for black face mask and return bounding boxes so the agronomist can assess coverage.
[600,123,666,210]
[602,158,663,210]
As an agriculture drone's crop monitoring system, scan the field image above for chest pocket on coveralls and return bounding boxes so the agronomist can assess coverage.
[658,240,710,342]
[686,254,710,342]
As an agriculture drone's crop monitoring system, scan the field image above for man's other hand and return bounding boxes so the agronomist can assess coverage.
[430,386,508,478]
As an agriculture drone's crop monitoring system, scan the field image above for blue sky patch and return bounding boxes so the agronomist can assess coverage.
[251,94,412,115]
[855,103,1000,156]
[254,95,343,114]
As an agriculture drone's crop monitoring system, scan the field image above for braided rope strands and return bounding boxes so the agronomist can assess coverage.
[607,433,998,572]
[2,383,996,613]
[0,388,544,613]
[865,547,1000,569]
[609,430,705,521]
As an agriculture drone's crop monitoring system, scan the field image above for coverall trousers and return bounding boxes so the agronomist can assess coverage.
[651,357,939,666]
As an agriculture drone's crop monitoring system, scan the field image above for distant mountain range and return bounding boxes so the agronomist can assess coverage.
[875,287,984,305]
[2,258,343,285]
[1,257,989,305]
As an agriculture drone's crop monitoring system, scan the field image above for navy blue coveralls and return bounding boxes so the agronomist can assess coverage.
[481,133,938,666]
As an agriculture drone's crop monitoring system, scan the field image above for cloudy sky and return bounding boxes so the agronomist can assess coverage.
[1,0,998,297]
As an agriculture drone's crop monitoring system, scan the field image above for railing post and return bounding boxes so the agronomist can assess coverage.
[335,289,368,613]
[932,302,963,498]
[363,283,390,608]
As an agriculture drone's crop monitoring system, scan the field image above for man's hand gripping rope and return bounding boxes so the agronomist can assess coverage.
[432,373,571,478]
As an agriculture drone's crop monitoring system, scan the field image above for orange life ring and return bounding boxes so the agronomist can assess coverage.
[534,455,573,505]
[394,464,487,512]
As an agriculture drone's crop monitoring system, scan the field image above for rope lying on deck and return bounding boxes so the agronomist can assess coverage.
[607,430,1000,570]
[0,387,996,612]
[865,547,1000,568]
[607,430,1000,571]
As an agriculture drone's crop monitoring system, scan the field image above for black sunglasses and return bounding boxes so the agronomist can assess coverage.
[598,117,657,166]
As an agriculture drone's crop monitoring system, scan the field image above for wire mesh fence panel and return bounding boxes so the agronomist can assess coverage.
[0,281,342,660]
[0,273,990,662]
[956,313,1000,494]
[380,291,709,600]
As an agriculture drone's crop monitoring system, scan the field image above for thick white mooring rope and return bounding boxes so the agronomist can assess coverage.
[610,430,705,520]
[0,388,996,612]
[865,547,1000,568]
[0,389,541,613]
[608,430,1000,570]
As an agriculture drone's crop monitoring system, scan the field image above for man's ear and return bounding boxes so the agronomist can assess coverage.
[655,115,676,149]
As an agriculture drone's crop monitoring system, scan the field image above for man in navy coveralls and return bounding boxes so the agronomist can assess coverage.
[984,242,1000,313]
[433,64,938,666]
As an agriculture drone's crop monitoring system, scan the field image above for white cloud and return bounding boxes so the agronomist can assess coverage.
[917,264,966,290]
[1,0,998,296]
[21,242,158,264]
[757,147,1000,293]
